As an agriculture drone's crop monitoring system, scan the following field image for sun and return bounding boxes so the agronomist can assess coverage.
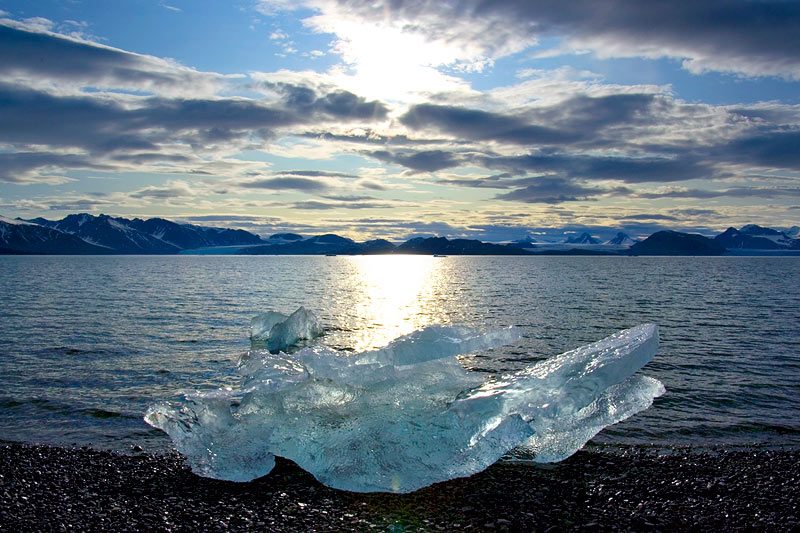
[323,19,471,102]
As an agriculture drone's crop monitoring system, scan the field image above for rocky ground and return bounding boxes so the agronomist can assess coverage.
[1,443,798,531]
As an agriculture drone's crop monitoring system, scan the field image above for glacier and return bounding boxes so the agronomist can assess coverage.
[145,318,663,493]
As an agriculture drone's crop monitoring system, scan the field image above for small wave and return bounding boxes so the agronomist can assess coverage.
[79,408,132,420]
[0,397,135,420]
[49,346,111,356]
[725,422,800,436]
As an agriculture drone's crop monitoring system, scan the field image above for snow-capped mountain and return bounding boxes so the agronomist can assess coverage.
[2,213,264,254]
[714,225,800,250]
[565,232,600,244]
[605,232,638,246]
[506,235,538,249]
[28,214,178,252]
[0,215,108,254]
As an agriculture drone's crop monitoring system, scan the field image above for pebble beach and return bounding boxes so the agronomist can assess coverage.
[1,443,797,531]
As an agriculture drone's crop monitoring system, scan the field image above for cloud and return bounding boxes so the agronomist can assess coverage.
[129,180,197,199]
[493,177,610,204]
[0,19,225,95]
[400,103,579,146]
[637,186,800,200]
[400,94,655,146]
[724,131,800,170]
[349,217,465,238]
[267,0,800,80]
[475,152,713,184]
[0,152,107,184]
[367,149,465,173]
[668,208,719,218]
[356,179,388,190]
[618,213,679,222]
[178,214,270,223]
[300,130,454,147]
[289,199,394,209]
[277,169,358,178]
[262,82,388,120]
[45,198,117,211]
[342,87,800,198]
[0,81,389,183]
[321,194,376,201]
[236,176,330,191]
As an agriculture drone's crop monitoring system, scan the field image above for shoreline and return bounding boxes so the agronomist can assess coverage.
[2,443,797,531]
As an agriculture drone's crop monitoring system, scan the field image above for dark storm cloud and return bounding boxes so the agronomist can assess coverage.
[0,21,221,91]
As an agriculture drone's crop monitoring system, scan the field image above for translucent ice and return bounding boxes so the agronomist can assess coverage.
[249,306,322,352]
[145,322,663,493]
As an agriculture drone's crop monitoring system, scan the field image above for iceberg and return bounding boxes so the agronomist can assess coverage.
[145,319,663,493]
[249,306,323,352]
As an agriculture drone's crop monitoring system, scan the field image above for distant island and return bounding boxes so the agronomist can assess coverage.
[1,213,798,256]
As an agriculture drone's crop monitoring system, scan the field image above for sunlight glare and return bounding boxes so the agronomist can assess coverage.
[346,255,438,350]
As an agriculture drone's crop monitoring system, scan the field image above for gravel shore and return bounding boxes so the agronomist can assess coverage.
[1,442,798,531]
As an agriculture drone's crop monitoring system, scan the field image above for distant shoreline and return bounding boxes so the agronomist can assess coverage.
[3,249,800,256]
[2,442,797,531]
[3,214,799,256]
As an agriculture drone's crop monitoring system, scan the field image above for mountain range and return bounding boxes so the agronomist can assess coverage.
[1,214,798,256]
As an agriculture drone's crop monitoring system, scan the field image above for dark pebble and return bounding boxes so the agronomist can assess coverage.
[0,443,798,531]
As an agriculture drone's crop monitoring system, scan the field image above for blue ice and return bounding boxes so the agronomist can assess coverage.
[145,318,663,493]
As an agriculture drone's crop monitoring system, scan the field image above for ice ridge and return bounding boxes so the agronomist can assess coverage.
[145,318,663,493]
[249,306,323,352]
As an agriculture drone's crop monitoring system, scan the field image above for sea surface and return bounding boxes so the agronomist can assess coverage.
[0,255,798,455]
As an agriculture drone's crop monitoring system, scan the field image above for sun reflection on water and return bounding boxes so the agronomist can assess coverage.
[342,255,442,351]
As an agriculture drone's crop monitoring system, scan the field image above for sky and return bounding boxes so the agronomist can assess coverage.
[1,0,799,242]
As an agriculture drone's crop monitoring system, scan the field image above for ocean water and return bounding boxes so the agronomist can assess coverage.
[0,255,798,454]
